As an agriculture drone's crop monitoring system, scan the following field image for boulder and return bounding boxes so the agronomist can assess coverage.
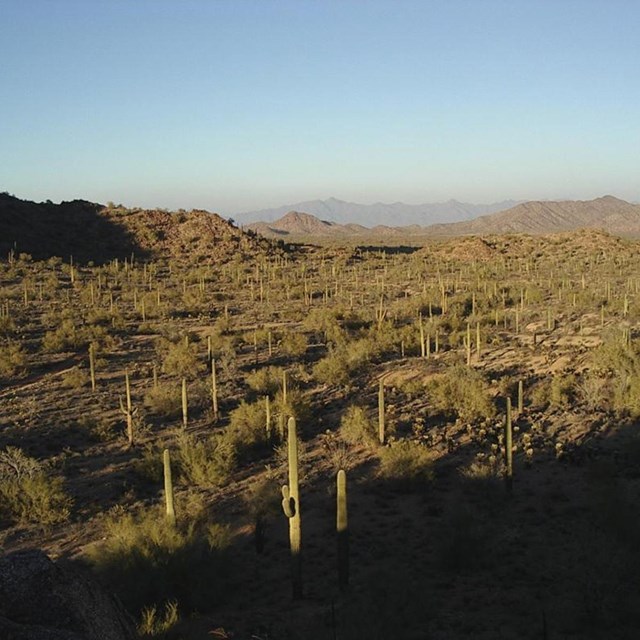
[0,549,136,640]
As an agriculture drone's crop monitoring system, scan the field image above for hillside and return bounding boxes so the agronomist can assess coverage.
[426,195,640,236]
[247,211,369,237]
[247,196,640,240]
[0,193,271,264]
[236,196,521,226]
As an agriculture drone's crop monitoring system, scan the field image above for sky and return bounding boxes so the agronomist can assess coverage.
[1,0,639,215]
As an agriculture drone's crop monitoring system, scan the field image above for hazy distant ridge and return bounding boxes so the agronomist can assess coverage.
[236,197,522,226]
[247,196,640,238]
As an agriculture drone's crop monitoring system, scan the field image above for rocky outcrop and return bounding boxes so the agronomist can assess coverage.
[0,550,136,640]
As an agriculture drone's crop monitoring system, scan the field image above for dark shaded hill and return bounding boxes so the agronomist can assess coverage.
[0,193,271,264]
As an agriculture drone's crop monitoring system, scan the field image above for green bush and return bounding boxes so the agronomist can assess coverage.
[0,447,71,525]
[61,366,89,389]
[377,440,435,488]
[279,331,308,358]
[86,504,231,615]
[175,432,236,488]
[144,383,182,418]
[426,365,495,422]
[0,342,27,379]
[339,405,377,446]
[245,365,284,396]
[157,337,203,379]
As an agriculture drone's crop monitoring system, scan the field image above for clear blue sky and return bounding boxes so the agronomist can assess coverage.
[1,0,639,215]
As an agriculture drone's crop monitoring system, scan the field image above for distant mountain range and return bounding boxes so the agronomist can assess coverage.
[246,196,640,238]
[236,197,523,227]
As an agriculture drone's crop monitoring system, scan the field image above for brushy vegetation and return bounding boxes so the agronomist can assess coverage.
[426,365,495,422]
[87,503,232,615]
[0,447,71,525]
[377,439,435,488]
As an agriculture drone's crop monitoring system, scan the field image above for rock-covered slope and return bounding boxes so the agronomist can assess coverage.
[426,196,640,236]
[0,193,272,263]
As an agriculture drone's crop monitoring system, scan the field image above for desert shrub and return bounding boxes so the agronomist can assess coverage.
[339,405,377,446]
[279,331,308,358]
[157,337,203,379]
[144,383,182,418]
[0,342,27,378]
[313,338,373,387]
[86,504,231,615]
[587,333,640,416]
[61,366,89,389]
[138,600,179,638]
[377,440,435,488]
[227,400,270,455]
[0,447,71,525]
[272,387,312,426]
[245,365,284,396]
[577,373,609,412]
[174,432,236,488]
[244,474,281,522]
[320,430,359,471]
[313,350,352,386]
[426,366,495,422]
[134,444,165,483]
[549,373,576,409]
[0,315,16,336]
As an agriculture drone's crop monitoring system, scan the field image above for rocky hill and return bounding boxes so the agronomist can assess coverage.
[426,195,640,236]
[247,196,640,240]
[247,211,369,237]
[0,193,272,264]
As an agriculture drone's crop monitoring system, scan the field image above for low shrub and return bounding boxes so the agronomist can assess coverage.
[175,432,236,488]
[0,447,71,525]
[0,342,27,379]
[86,504,231,616]
[426,365,495,422]
[339,405,377,446]
[377,440,435,488]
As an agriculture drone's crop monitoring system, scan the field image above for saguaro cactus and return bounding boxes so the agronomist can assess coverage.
[163,448,176,526]
[337,469,349,590]
[505,397,513,493]
[88,343,96,392]
[119,371,137,448]
[517,380,524,414]
[181,378,188,429]
[378,379,385,445]
[281,417,302,599]
[211,358,219,421]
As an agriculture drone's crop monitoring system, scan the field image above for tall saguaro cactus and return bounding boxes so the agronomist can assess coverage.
[337,469,349,590]
[378,379,385,445]
[181,378,188,429]
[281,417,302,599]
[119,371,137,448]
[211,358,219,421]
[88,343,96,392]
[163,448,176,526]
[505,397,513,493]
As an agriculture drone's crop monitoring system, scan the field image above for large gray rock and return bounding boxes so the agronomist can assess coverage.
[0,549,136,640]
